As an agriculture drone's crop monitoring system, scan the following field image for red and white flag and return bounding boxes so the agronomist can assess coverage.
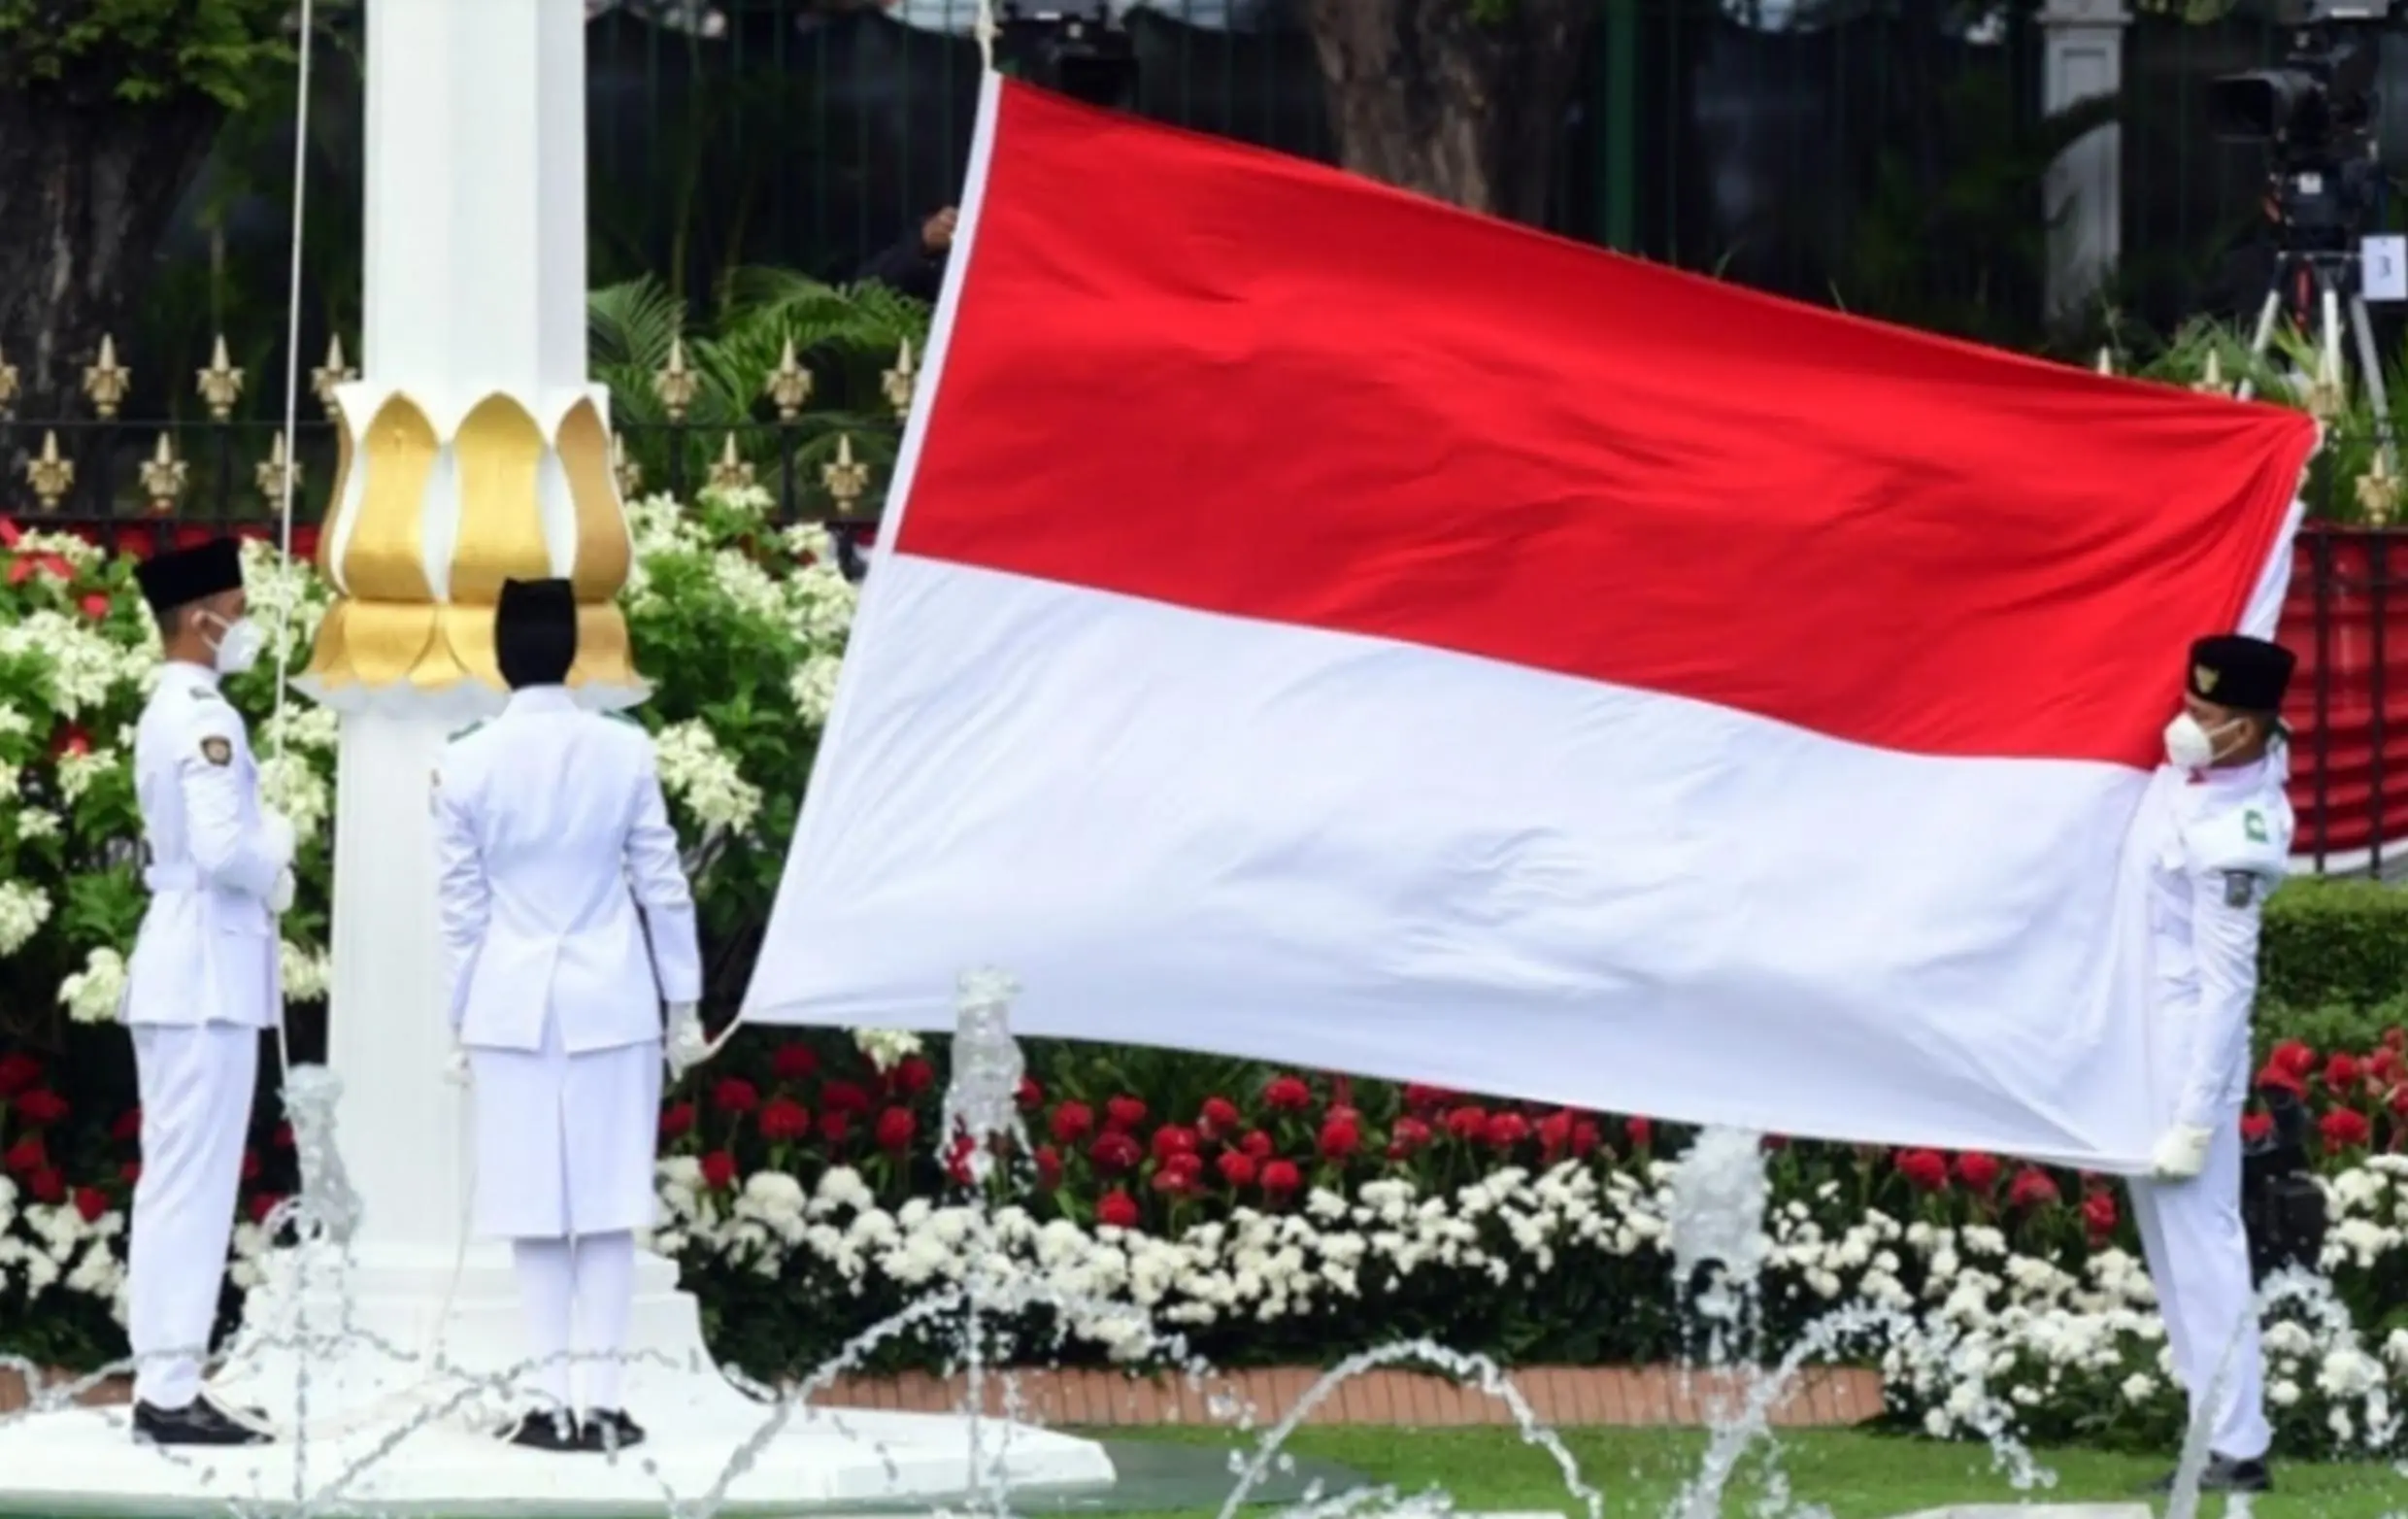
[742,76,2316,1170]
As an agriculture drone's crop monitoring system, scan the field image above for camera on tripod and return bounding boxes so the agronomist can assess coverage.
[2207,0,2394,250]
[995,3,1139,111]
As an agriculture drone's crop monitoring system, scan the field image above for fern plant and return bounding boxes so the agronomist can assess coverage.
[588,268,933,518]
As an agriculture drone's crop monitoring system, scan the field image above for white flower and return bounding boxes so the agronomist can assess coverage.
[280,941,332,1002]
[54,749,117,803]
[0,880,53,957]
[58,947,128,1025]
[652,722,761,835]
[9,807,61,842]
[787,653,845,726]
[2269,1377,2302,1407]
[258,753,332,840]
[853,1029,923,1073]
[2119,1372,2157,1403]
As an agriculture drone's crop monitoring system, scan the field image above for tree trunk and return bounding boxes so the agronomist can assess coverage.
[1297,0,1597,225]
[0,91,226,422]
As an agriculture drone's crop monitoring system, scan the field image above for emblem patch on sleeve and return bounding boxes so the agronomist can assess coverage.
[2223,870,2258,908]
[200,736,232,767]
[2243,809,2269,844]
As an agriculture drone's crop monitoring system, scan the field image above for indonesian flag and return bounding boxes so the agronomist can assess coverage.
[743,76,2317,1170]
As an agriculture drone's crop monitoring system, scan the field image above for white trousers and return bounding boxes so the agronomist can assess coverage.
[2126,1111,2270,1462]
[127,1024,259,1409]
[512,1232,637,1412]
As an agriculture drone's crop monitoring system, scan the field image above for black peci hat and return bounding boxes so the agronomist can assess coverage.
[495,577,579,690]
[133,538,244,615]
[2188,634,2296,714]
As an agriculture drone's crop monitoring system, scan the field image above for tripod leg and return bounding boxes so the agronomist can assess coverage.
[2348,292,2399,476]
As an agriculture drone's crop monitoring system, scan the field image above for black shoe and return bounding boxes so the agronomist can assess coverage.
[2141,1455,2273,1494]
[132,1397,272,1447]
[498,1409,581,1452]
[579,1408,646,1455]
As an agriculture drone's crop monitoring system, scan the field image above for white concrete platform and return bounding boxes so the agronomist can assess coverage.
[0,1242,1115,1517]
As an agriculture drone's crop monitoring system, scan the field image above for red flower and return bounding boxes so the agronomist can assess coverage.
[1319,1115,1361,1161]
[1017,1076,1044,1110]
[1239,1130,1274,1160]
[73,1188,107,1224]
[1444,1104,1488,1141]
[1088,1131,1142,1173]
[1105,1095,1148,1131]
[0,1053,41,1098]
[119,1162,142,1186]
[2255,1061,2306,1097]
[1402,1083,1454,1111]
[818,1110,853,1144]
[1483,1112,1530,1149]
[2270,1040,2318,1077]
[80,592,110,620]
[2081,1190,2118,1239]
[2006,1166,2061,1209]
[771,1044,819,1082]
[112,1108,143,1143]
[1153,1152,1204,1195]
[28,1167,64,1204]
[1259,1159,1302,1198]
[892,1057,936,1097]
[5,1135,48,1175]
[1625,1115,1654,1149]
[1150,1125,1199,1163]
[1217,1150,1258,1188]
[1096,1190,1141,1230]
[2325,1053,2364,1090]
[713,1078,759,1115]
[2389,1084,2408,1117]
[659,1101,697,1139]
[13,1089,67,1125]
[2240,1110,2275,1142]
[52,726,89,759]
[1896,1149,1950,1192]
[2318,1107,2372,1150]
[1537,1110,1574,1156]
[1953,1152,2001,1192]
[243,1150,262,1182]
[1263,1076,1313,1113]
[875,1106,917,1151]
[248,1192,284,1225]
[1388,1116,1432,1158]
[1198,1097,1241,1139]
[2372,1050,2404,1084]
[820,1079,873,1115]
[759,1097,812,1143]
[700,1151,738,1190]
[1033,1145,1063,1188]
[2386,1026,2407,1053]
[1050,1101,1095,1145]
[1570,1120,1601,1158]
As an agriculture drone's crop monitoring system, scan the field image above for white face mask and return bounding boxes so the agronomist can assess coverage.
[198,611,264,676]
[2164,712,2238,771]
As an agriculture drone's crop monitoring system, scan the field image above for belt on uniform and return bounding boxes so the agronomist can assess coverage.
[143,863,201,893]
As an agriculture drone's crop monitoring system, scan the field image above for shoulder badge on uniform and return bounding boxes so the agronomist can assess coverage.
[200,736,232,767]
[2223,870,2258,908]
[2244,808,2269,844]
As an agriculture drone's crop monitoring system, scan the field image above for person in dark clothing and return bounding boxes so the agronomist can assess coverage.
[855,206,957,300]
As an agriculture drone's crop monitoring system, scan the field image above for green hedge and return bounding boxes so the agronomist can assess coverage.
[2259,877,2408,1048]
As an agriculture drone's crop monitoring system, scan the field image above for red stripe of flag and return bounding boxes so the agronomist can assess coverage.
[899,81,2316,766]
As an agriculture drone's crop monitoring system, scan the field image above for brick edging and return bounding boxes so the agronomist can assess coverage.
[0,1364,1881,1428]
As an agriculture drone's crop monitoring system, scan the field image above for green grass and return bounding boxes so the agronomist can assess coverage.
[1095,1425,2408,1519]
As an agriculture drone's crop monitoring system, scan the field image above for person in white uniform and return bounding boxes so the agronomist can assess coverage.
[2130,631,2296,1496]
[433,577,707,1454]
[122,537,295,1447]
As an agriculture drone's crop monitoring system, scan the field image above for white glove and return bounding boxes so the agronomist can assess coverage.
[665,1002,709,1077]
[260,808,296,867]
[2150,1123,2214,1182]
[442,1045,471,1088]
[267,868,295,915]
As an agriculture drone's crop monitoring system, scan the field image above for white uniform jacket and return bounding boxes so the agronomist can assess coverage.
[122,661,289,1029]
[2140,757,2293,1129]
[434,688,704,1054]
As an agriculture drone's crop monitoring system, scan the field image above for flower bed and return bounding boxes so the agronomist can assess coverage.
[3,492,2407,1459]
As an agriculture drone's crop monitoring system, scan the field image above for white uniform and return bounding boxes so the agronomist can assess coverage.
[2126,755,2291,1463]
[433,687,702,1239]
[122,660,291,1409]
